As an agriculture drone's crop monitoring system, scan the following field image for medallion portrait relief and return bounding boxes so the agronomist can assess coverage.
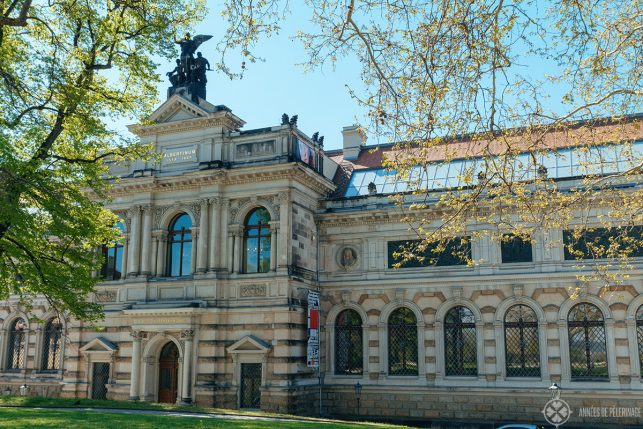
[337,246,358,270]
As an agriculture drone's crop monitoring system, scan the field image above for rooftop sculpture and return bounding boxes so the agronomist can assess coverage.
[167,33,212,103]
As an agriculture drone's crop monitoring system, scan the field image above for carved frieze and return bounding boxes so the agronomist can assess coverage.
[239,284,267,297]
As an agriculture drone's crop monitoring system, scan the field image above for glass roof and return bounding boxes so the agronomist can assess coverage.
[344,141,643,197]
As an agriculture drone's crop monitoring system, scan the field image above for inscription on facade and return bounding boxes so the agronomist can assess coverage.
[162,145,197,165]
[132,318,185,325]
[239,285,267,297]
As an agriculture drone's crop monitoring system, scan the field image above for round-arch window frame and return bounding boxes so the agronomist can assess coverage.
[387,307,418,376]
[167,213,193,277]
[444,306,477,377]
[101,221,125,280]
[503,304,540,377]
[42,317,63,371]
[334,309,363,375]
[567,303,608,380]
[243,207,271,273]
[637,306,643,377]
[7,318,27,370]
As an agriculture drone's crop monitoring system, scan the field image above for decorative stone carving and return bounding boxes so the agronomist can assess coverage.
[337,246,358,271]
[240,284,267,297]
[130,330,143,340]
[95,290,117,303]
[180,329,194,340]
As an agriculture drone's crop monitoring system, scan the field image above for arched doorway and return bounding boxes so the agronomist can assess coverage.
[158,342,179,403]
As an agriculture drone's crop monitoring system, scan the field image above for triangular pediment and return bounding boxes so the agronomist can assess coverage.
[226,335,271,354]
[80,336,118,353]
[148,94,210,124]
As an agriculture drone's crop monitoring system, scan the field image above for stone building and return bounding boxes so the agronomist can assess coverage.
[0,93,642,427]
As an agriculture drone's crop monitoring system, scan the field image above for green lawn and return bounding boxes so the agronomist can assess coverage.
[0,408,400,429]
[0,396,409,429]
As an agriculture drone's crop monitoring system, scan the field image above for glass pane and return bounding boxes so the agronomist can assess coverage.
[181,242,192,276]
[114,246,123,279]
[170,243,181,276]
[170,213,192,231]
[245,237,258,273]
[259,236,271,273]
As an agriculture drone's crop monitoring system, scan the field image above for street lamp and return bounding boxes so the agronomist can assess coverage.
[549,382,561,400]
[354,382,362,418]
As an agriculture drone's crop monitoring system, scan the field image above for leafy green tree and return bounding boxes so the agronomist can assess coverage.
[219,0,642,293]
[0,0,205,321]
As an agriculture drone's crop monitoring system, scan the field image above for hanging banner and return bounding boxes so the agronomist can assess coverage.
[307,290,320,368]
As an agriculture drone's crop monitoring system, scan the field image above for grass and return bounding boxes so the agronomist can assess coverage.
[0,396,409,428]
[0,408,407,429]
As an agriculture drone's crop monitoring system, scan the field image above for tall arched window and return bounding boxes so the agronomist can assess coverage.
[445,306,477,376]
[388,307,418,375]
[42,317,63,371]
[568,303,608,380]
[101,221,125,280]
[504,304,540,377]
[167,213,192,277]
[636,306,643,377]
[243,208,271,273]
[335,310,363,375]
[6,319,27,370]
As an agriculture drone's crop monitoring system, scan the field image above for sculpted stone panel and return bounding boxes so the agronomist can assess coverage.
[236,140,275,158]
[239,284,267,297]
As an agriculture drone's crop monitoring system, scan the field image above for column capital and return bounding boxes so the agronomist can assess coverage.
[140,204,153,212]
[277,191,290,204]
[208,196,223,206]
[180,329,194,340]
[127,205,142,217]
[130,330,143,340]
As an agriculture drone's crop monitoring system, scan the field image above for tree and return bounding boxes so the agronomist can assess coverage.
[0,0,206,321]
[219,0,642,294]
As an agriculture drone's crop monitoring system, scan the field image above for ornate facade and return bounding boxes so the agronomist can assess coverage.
[0,95,642,427]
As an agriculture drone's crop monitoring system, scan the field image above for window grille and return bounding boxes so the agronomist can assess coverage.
[501,234,533,263]
[637,306,643,377]
[568,303,609,380]
[444,306,477,376]
[7,319,27,370]
[504,304,540,377]
[243,207,271,273]
[42,318,63,371]
[167,213,192,276]
[335,310,363,375]
[388,308,418,375]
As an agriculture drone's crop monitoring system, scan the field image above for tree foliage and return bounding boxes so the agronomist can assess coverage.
[219,0,642,292]
[0,0,205,320]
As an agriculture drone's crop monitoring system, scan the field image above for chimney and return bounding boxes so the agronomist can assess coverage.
[342,125,365,161]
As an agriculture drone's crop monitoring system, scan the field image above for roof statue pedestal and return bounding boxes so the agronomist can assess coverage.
[167,33,213,104]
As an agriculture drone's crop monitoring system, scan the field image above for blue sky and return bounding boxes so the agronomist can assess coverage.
[135,1,367,151]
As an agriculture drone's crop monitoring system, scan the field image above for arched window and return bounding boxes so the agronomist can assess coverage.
[167,213,192,277]
[445,306,477,376]
[504,304,540,377]
[101,222,125,280]
[335,310,363,375]
[388,307,418,375]
[636,306,643,377]
[243,208,271,273]
[6,319,27,370]
[568,303,608,380]
[42,317,63,371]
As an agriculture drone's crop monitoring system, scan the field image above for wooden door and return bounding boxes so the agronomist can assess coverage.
[158,342,179,403]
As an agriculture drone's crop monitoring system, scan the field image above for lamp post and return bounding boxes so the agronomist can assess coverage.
[354,382,362,418]
[549,382,561,400]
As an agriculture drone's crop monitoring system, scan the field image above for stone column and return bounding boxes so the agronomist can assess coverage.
[127,206,142,276]
[180,330,194,404]
[121,235,129,279]
[151,231,160,277]
[278,192,290,270]
[197,199,209,273]
[140,205,152,276]
[208,198,222,272]
[233,226,243,274]
[269,221,278,272]
[155,231,168,276]
[190,227,198,275]
[129,330,142,400]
